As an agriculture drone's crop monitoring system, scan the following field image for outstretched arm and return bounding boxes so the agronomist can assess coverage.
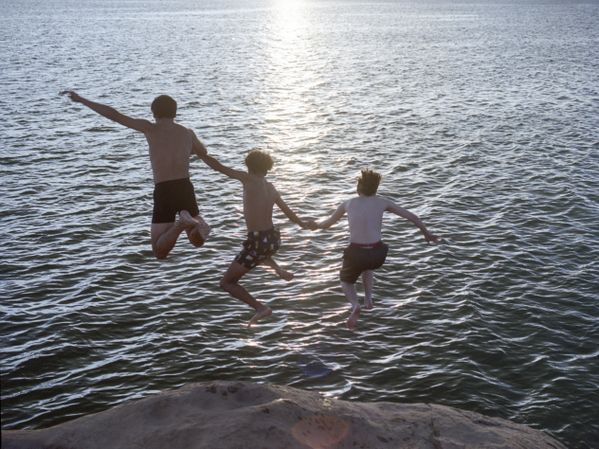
[274,191,310,229]
[386,200,440,243]
[317,202,347,229]
[62,91,153,133]
[199,153,248,181]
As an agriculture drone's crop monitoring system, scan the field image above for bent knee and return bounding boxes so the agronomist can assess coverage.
[186,229,206,248]
[190,237,204,248]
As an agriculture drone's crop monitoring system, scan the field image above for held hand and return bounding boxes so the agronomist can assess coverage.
[306,219,319,231]
[300,219,318,230]
[424,231,441,244]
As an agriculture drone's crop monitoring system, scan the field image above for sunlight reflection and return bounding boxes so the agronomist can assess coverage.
[241,337,262,348]
[271,0,307,41]
[284,161,313,174]
[260,0,330,172]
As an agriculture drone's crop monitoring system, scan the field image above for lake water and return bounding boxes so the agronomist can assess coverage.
[1,1,598,447]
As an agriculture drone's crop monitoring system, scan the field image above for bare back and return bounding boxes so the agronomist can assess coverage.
[145,121,193,184]
[346,195,389,244]
[242,175,278,232]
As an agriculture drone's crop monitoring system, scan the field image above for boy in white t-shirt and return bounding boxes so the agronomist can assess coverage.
[315,169,440,330]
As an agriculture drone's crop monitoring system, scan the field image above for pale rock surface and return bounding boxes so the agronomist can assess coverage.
[2,381,567,449]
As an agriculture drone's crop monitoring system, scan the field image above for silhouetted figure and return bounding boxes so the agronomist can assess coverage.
[315,169,439,330]
[63,91,210,259]
[200,149,312,326]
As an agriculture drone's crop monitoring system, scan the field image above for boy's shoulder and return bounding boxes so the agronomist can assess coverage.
[266,179,278,195]
[148,121,189,134]
[348,195,392,209]
[375,195,397,208]
[243,173,274,187]
[374,194,392,202]
[349,194,388,203]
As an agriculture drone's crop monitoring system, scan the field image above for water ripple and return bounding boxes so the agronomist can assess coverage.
[2,1,599,448]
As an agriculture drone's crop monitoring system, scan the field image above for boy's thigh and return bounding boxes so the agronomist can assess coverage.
[340,244,388,283]
[222,260,251,283]
[365,244,389,270]
[150,222,175,243]
[235,241,278,272]
[340,248,362,284]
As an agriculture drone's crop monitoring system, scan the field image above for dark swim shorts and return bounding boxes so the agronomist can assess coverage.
[235,228,281,270]
[152,177,199,223]
[339,241,389,284]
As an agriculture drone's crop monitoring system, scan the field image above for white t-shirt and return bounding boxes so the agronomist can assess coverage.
[345,196,391,244]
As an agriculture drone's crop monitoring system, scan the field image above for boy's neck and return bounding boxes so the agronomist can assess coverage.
[155,117,175,124]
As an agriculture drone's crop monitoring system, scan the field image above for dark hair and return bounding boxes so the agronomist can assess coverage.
[245,149,274,176]
[151,95,177,119]
[357,169,381,196]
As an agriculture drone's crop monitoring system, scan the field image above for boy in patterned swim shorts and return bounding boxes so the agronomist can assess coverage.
[315,169,440,330]
[200,149,312,326]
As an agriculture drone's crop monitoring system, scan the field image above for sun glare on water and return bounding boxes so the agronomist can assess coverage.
[272,0,308,38]
[260,1,329,174]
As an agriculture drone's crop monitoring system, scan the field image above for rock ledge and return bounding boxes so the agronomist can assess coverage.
[2,381,566,449]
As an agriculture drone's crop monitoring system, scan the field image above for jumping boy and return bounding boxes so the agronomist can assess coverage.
[200,149,311,327]
[63,91,210,259]
[315,169,440,330]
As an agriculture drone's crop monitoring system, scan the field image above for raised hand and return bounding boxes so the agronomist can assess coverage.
[60,90,83,103]
[423,230,441,244]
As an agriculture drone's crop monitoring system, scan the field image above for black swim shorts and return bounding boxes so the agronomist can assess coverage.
[152,177,199,224]
[339,241,389,284]
[235,228,281,270]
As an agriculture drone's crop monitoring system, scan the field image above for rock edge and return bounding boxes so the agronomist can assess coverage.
[2,380,567,449]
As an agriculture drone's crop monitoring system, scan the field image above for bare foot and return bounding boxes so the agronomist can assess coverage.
[179,210,197,230]
[346,306,361,330]
[179,211,211,246]
[259,258,294,281]
[194,215,211,240]
[275,267,294,282]
[248,306,272,327]
[364,299,373,310]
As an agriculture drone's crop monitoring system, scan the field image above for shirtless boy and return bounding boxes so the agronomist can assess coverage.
[200,149,311,326]
[316,169,440,330]
[63,91,210,259]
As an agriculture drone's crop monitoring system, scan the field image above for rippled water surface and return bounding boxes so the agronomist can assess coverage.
[1,1,598,448]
